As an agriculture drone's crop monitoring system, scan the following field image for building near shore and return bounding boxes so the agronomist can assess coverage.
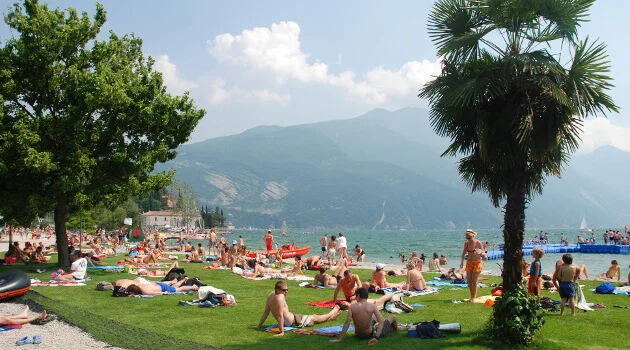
[140,211,201,230]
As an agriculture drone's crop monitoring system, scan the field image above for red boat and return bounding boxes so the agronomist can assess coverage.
[247,245,311,259]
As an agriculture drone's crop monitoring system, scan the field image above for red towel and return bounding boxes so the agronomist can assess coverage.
[305,299,342,308]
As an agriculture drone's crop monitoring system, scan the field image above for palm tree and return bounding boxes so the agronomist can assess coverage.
[420,0,618,293]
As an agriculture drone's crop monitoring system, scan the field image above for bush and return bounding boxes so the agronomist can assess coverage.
[487,282,544,346]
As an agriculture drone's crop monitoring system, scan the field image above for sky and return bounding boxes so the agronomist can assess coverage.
[1,0,629,154]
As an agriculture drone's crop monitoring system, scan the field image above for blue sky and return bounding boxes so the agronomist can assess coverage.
[1,1,628,153]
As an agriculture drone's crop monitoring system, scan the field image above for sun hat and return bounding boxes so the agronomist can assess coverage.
[376,263,386,270]
[232,240,237,245]
[268,229,272,233]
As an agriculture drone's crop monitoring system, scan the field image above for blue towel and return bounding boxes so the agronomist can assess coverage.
[135,291,194,298]
[613,289,630,296]
[427,280,466,287]
[315,325,355,333]
[265,325,298,331]
[411,304,426,308]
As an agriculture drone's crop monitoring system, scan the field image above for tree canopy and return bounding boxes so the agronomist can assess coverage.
[0,0,205,266]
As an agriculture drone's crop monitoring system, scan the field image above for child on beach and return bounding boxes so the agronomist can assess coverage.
[527,248,544,299]
[552,254,580,316]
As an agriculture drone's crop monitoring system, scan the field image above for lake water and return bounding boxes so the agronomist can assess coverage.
[183,228,629,277]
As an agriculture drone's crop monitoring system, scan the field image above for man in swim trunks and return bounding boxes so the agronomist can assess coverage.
[598,260,621,281]
[320,234,328,258]
[125,278,199,295]
[552,254,579,316]
[330,287,399,345]
[209,228,217,256]
[334,270,362,302]
[250,281,342,336]
[315,267,337,287]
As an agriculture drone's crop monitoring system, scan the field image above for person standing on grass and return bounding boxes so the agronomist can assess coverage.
[460,229,486,302]
[528,248,544,300]
[553,254,580,316]
[250,281,342,336]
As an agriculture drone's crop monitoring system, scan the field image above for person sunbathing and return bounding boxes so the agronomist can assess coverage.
[404,260,427,291]
[290,256,305,275]
[387,269,407,276]
[125,278,198,295]
[188,247,204,263]
[440,267,465,280]
[598,260,621,281]
[332,256,348,280]
[0,306,49,326]
[136,261,181,278]
[330,287,399,345]
[306,255,322,269]
[315,267,337,287]
[249,281,342,336]
[29,246,47,264]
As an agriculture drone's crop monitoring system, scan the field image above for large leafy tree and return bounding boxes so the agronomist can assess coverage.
[0,0,205,266]
[421,0,617,295]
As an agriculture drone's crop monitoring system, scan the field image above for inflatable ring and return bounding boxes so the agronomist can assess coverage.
[0,270,31,300]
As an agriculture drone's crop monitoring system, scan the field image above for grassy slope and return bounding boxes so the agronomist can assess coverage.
[8,255,630,350]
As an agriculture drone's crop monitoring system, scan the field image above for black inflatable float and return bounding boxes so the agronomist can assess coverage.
[0,270,31,300]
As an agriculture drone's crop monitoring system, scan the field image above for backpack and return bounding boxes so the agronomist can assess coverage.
[96,281,114,291]
[595,282,615,294]
[415,320,443,339]
[112,286,131,297]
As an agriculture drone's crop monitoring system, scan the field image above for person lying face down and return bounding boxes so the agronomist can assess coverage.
[125,278,198,295]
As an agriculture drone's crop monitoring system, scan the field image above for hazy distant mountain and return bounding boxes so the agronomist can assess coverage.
[157,108,630,229]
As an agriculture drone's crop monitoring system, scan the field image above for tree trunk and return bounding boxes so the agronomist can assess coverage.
[502,168,527,292]
[55,198,70,268]
[8,225,13,247]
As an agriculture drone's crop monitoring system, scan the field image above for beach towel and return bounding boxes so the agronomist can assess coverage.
[30,278,89,286]
[403,289,439,297]
[463,295,497,303]
[576,285,594,311]
[0,324,22,332]
[299,282,325,289]
[134,290,195,298]
[305,299,343,308]
[293,325,356,337]
[265,325,298,333]
[427,281,466,288]
[287,275,314,281]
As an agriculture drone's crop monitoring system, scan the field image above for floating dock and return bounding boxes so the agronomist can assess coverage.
[486,243,630,260]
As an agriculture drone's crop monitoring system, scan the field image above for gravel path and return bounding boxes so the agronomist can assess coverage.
[0,302,125,349]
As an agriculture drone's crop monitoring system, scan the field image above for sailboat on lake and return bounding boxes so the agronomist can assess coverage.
[580,213,594,233]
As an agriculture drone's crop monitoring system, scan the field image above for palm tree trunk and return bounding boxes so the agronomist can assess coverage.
[55,197,70,268]
[502,168,526,292]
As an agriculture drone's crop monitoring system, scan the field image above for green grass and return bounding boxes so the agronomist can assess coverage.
[7,255,630,349]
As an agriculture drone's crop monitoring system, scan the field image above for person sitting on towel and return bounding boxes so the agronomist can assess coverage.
[249,281,342,336]
[54,250,88,281]
[330,287,399,345]
[315,267,337,287]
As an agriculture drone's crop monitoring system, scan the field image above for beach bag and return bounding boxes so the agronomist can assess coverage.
[595,282,615,294]
[96,281,114,291]
[415,320,443,339]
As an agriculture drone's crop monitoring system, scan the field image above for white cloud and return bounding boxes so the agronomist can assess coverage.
[153,55,198,93]
[251,89,291,106]
[579,118,630,154]
[208,22,442,105]
[206,79,291,107]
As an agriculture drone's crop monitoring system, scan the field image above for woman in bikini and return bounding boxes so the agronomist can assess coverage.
[460,229,486,302]
[404,260,426,291]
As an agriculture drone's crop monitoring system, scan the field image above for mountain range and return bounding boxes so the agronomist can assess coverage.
[156,108,630,230]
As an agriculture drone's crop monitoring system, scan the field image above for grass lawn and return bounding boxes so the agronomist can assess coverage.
[6,255,630,349]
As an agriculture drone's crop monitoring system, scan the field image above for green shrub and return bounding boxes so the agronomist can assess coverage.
[487,283,544,346]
